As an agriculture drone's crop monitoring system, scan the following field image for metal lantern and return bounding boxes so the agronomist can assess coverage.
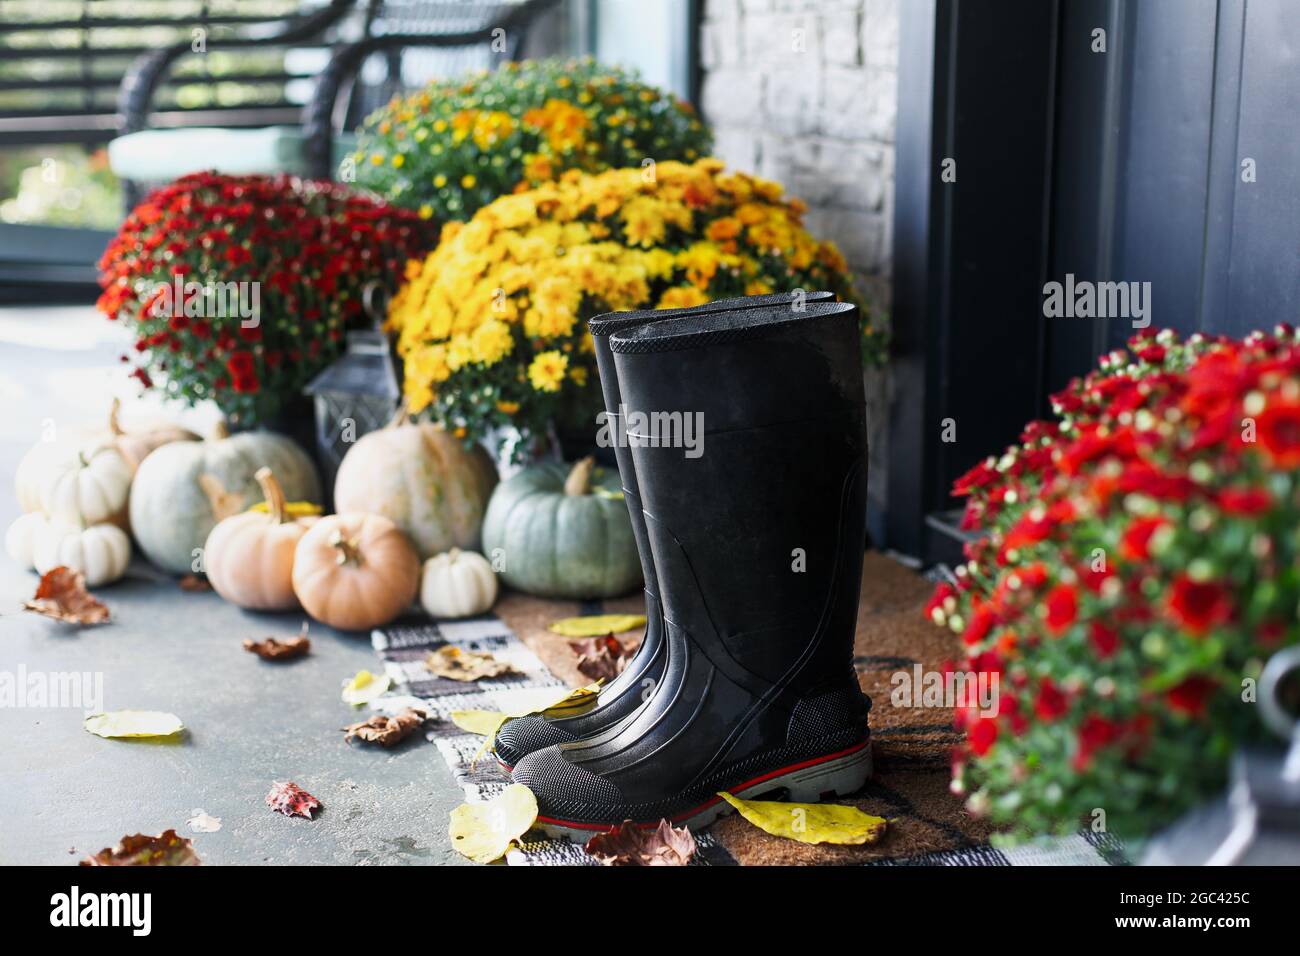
[1141,646,1300,865]
[304,284,401,491]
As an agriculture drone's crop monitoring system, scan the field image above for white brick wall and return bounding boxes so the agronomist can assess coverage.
[699,0,899,528]
[700,0,898,310]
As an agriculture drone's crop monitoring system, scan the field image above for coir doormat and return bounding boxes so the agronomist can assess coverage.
[369,552,1125,866]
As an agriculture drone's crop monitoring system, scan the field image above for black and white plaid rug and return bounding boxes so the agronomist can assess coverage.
[369,614,1125,866]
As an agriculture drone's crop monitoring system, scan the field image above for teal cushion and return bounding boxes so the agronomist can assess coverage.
[108,126,358,181]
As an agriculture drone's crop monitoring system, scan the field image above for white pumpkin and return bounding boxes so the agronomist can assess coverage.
[38,442,134,528]
[129,427,322,575]
[420,548,498,619]
[32,520,131,587]
[5,512,49,569]
[15,425,100,513]
[14,400,197,518]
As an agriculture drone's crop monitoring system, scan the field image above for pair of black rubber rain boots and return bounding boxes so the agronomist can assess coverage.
[497,292,873,839]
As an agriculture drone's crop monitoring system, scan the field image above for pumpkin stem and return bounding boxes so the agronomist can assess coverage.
[387,399,410,430]
[211,420,230,441]
[564,456,595,497]
[254,467,287,525]
[329,528,363,566]
[109,397,124,437]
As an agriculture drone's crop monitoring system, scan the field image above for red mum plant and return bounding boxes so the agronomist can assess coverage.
[97,173,436,426]
[932,326,1300,839]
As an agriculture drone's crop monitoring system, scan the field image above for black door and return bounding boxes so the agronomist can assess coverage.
[889,0,1300,564]
[1048,0,1300,388]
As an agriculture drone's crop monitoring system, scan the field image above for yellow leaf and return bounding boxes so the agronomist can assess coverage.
[717,792,887,846]
[448,783,538,863]
[540,681,602,715]
[548,614,647,637]
[450,682,603,766]
[451,710,510,737]
[84,711,184,739]
[591,487,625,501]
[248,500,322,518]
[341,669,392,706]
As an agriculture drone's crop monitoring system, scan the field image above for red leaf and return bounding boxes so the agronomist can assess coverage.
[23,567,110,625]
[585,819,697,866]
[81,829,200,866]
[266,781,321,819]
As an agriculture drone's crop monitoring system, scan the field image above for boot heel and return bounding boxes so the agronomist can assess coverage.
[740,740,874,804]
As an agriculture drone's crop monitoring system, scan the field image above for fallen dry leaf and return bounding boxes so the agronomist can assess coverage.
[178,574,211,592]
[81,829,200,866]
[244,624,311,661]
[22,567,109,625]
[266,781,321,819]
[718,792,888,845]
[452,682,605,768]
[84,710,184,739]
[341,669,391,706]
[186,809,222,833]
[449,784,537,863]
[586,819,697,866]
[343,708,428,747]
[548,613,646,637]
[426,645,518,682]
[573,634,633,682]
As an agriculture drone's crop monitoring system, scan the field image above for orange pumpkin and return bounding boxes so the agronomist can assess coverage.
[203,468,316,611]
[291,513,419,630]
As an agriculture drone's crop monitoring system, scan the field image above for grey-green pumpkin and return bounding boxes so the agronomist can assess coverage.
[481,457,641,599]
[129,428,322,575]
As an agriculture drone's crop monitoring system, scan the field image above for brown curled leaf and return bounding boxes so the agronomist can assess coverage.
[178,574,211,592]
[81,829,200,866]
[244,624,311,661]
[343,708,429,747]
[426,645,518,682]
[585,819,697,866]
[573,634,633,683]
[23,567,109,625]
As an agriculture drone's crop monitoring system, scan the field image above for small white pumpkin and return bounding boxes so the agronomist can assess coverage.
[32,520,131,587]
[39,442,134,528]
[15,429,94,513]
[5,512,49,569]
[420,548,498,619]
[14,400,196,519]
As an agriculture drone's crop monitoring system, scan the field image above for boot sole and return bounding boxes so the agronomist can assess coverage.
[532,739,872,842]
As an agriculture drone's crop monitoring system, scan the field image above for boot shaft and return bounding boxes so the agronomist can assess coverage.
[609,302,868,691]
[587,290,836,601]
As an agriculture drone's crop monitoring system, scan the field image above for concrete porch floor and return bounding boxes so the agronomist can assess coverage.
[0,307,468,865]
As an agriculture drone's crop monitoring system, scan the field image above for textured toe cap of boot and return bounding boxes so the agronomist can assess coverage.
[510,745,625,817]
[493,715,576,769]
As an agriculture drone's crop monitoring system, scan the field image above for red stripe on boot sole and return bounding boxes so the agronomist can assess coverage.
[534,739,871,833]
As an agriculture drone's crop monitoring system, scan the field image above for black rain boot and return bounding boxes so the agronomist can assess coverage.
[494,291,835,769]
[511,300,872,838]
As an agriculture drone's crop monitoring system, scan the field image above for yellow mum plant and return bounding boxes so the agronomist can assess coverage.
[388,158,885,451]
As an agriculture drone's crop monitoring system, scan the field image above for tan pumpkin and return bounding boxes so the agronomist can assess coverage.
[105,399,199,472]
[203,468,317,611]
[291,513,420,631]
[333,416,497,560]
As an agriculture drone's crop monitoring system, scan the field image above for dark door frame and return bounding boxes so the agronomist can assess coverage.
[888,0,1060,564]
